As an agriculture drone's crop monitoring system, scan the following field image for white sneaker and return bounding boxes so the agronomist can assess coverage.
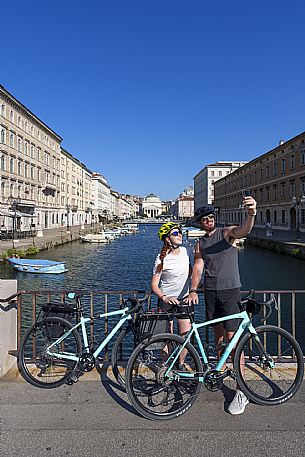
[228,389,249,415]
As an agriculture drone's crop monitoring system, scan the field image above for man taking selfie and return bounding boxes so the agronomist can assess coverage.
[186,194,257,415]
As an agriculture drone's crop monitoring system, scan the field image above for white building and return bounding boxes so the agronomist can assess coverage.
[194,161,248,209]
[91,172,111,222]
[141,193,162,218]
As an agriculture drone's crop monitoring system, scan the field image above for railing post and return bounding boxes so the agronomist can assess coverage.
[0,280,18,378]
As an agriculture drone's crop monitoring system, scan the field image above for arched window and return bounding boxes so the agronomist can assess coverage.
[10,133,14,147]
[17,161,21,175]
[10,158,14,173]
[18,138,22,152]
[1,128,5,144]
[1,155,6,171]
[24,163,28,178]
[10,110,14,122]
[24,142,28,155]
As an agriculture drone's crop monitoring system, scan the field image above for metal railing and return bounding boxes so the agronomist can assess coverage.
[3,289,305,360]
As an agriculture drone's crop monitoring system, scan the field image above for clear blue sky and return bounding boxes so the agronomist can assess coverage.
[2,0,305,200]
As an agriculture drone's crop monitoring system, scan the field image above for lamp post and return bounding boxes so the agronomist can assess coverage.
[66,205,71,233]
[8,195,21,249]
[291,195,305,242]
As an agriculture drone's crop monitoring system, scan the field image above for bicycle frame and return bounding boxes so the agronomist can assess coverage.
[165,310,258,379]
[46,307,132,362]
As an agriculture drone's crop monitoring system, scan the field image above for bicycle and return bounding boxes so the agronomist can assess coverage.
[18,290,155,389]
[125,291,304,420]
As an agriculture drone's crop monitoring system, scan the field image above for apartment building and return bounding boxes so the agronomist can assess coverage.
[193,161,247,210]
[214,132,305,232]
[0,84,62,231]
[91,172,111,222]
[60,148,93,229]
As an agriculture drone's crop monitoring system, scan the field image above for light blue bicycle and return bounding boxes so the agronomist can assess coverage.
[126,292,304,420]
[18,291,149,388]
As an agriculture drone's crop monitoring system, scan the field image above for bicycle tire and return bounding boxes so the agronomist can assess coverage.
[126,333,203,420]
[111,325,136,388]
[18,316,82,389]
[234,325,304,406]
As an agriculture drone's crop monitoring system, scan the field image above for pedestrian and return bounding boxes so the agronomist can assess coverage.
[151,222,193,366]
[186,195,257,414]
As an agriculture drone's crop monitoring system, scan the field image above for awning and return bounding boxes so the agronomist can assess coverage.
[0,209,36,218]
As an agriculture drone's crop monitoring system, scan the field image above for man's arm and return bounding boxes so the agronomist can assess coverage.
[224,196,257,240]
[185,241,204,304]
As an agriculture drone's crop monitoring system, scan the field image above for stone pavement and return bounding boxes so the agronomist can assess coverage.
[1,370,305,457]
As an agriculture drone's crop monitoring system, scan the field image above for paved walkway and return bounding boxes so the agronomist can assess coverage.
[1,371,305,457]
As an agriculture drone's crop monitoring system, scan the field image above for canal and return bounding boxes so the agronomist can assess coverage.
[1,224,305,348]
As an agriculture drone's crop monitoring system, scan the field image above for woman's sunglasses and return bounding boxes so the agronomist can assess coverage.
[170,230,182,237]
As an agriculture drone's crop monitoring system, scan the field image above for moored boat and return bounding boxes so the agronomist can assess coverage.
[79,233,110,243]
[8,258,68,274]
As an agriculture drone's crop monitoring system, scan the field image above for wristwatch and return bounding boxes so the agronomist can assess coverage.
[189,289,198,294]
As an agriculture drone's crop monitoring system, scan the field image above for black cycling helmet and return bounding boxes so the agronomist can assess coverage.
[194,205,215,222]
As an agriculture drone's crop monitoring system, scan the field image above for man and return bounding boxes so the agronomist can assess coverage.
[186,195,257,415]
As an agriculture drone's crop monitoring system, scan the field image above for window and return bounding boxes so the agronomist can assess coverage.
[281,183,285,198]
[31,166,35,180]
[18,161,21,175]
[265,165,270,178]
[273,185,277,200]
[24,142,28,155]
[301,178,305,195]
[0,128,5,144]
[24,163,28,178]
[266,186,270,201]
[301,150,305,166]
[290,154,295,169]
[218,170,222,177]
[31,145,35,158]
[290,181,295,197]
[274,210,277,224]
[10,157,14,173]
[273,161,277,176]
[1,155,6,171]
[281,210,286,224]
[10,110,14,122]
[10,133,14,148]
[1,104,5,116]
[18,138,22,152]
[281,158,286,173]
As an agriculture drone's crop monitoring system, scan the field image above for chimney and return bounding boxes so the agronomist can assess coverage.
[279,140,284,145]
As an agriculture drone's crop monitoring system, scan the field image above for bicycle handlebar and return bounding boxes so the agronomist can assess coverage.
[239,290,276,322]
[125,291,150,315]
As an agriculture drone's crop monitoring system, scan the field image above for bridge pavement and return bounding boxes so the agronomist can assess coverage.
[1,372,304,457]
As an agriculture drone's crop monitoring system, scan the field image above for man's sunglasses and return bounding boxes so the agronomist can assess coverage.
[170,230,182,237]
[201,214,215,222]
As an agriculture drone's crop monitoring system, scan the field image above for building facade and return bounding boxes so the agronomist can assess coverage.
[214,132,305,233]
[141,193,162,218]
[91,172,111,222]
[193,161,248,210]
[0,84,62,232]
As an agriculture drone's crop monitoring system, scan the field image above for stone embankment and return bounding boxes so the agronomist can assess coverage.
[0,224,101,258]
[247,234,305,260]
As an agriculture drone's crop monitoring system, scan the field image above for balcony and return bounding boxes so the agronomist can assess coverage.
[71,205,78,212]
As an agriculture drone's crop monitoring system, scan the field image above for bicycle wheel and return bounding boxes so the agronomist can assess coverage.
[18,317,82,389]
[126,333,203,420]
[234,325,304,406]
[111,325,137,388]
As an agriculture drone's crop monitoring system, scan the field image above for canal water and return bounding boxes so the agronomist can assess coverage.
[1,224,304,348]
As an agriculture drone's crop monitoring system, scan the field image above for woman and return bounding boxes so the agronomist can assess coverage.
[151,222,193,342]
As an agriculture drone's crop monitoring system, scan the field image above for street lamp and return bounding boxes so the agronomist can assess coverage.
[66,205,71,233]
[8,195,21,249]
[291,195,305,241]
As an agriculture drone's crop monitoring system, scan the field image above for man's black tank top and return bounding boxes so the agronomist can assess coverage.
[199,228,241,290]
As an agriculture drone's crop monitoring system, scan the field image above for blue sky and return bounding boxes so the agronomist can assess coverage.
[2,0,305,200]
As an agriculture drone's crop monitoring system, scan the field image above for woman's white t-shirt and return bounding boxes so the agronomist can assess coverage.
[152,246,190,298]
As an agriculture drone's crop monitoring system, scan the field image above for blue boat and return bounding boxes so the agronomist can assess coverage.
[8,258,68,274]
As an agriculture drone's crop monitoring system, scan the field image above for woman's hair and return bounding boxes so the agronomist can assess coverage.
[155,238,173,273]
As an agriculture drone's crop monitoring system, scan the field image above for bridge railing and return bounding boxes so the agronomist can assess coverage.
[5,289,305,361]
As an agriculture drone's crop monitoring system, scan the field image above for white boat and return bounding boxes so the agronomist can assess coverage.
[185,229,206,238]
[8,258,68,274]
[79,233,110,243]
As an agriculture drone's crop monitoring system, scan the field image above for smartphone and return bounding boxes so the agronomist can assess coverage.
[242,189,251,197]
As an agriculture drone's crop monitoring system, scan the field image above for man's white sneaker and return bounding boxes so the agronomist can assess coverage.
[228,389,249,415]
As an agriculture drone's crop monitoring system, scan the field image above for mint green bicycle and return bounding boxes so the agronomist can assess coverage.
[125,292,304,420]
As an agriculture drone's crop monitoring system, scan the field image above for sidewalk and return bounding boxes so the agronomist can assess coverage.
[1,374,304,457]
[250,226,305,244]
